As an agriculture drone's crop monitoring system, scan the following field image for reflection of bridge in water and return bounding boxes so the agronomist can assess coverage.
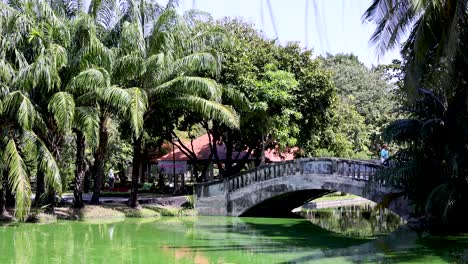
[194,158,412,219]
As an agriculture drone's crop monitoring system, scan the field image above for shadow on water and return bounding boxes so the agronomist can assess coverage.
[1,213,468,263]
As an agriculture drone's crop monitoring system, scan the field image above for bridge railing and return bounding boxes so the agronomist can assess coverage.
[195,158,383,197]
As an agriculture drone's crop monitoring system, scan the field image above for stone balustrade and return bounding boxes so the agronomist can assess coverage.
[197,158,382,196]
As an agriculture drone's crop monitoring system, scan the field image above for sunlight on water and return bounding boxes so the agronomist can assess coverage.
[0,213,467,263]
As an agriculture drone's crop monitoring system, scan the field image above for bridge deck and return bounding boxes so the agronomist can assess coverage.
[196,158,382,196]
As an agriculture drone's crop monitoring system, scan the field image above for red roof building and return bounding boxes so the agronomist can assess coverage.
[156,134,298,163]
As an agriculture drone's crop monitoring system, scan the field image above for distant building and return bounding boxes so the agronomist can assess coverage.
[153,134,298,180]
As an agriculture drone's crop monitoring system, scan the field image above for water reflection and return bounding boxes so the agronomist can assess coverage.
[297,203,403,237]
[0,216,467,263]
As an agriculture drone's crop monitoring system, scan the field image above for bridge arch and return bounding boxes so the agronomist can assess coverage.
[195,158,412,219]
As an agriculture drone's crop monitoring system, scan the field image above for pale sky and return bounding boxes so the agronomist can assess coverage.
[173,0,401,67]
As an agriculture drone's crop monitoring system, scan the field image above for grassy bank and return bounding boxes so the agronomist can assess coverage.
[1,203,196,224]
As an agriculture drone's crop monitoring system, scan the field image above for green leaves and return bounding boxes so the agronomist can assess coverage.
[48,92,75,133]
[127,87,148,137]
[4,139,31,221]
[66,67,110,95]
[14,55,62,92]
[74,106,100,149]
[3,91,39,130]
[171,96,239,129]
[153,76,222,102]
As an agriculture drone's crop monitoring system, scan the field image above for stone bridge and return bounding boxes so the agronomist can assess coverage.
[195,158,412,219]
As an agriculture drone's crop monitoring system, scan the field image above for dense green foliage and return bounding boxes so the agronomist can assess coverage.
[365,0,468,229]
[173,19,337,176]
[318,54,397,158]
[0,0,408,222]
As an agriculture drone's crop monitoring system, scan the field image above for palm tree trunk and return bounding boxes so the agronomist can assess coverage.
[0,182,6,216]
[90,117,109,205]
[84,169,91,193]
[73,130,86,208]
[34,171,45,206]
[129,136,142,208]
[6,185,15,208]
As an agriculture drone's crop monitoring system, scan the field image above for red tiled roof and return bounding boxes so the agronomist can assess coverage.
[264,147,299,162]
[156,134,298,162]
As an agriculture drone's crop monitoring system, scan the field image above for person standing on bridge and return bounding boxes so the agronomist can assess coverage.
[380,144,390,165]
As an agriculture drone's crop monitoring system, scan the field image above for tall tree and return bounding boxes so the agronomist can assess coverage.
[319,53,397,156]
[112,9,239,207]
[364,0,468,228]
[0,1,63,220]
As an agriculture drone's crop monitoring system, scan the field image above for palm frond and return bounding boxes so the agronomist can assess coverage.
[152,76,222,102]
[172,52,220,76]
[97,85,131,114]
[120,21,145,55]
[22,131,62,193]
[74,106,100,149]
[0,59,15,84]
[3,91,38,130]
[383,118,423,144]
[48,92,75,132]
[362,0,416,56]
[4,138,31,221]
[13,55,61,92]
[47,44,68,70]
[126,87,148,136]
[170,95,239,129]
[113,53,146,82]
[222,86,250,111]
[66,67,110,95]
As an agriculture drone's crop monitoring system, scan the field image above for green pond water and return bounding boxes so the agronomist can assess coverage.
[1,206,468,263]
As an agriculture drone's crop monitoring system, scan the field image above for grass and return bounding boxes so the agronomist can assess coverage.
[28,212,57,224]
[106,205,161,218]
[143,204,197,217]
[55,205,126,221]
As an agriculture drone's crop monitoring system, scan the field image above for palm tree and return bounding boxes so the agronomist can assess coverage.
[364,0,468,227]
[111,8,239,207]
[363,0,467,97]
[0,1,63,220]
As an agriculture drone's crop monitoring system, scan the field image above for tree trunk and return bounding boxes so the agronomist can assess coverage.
[0,181,6,216]
[90,117,109,205]
[45,190,56,213]
[84,169,91,193]
[260,134,266,165]
[6,185,15,208]
[157,173,165,190]
[129,136,142,208]
[34,171,45,206]
[73,130,86,208]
